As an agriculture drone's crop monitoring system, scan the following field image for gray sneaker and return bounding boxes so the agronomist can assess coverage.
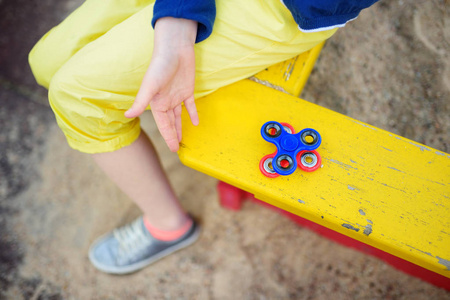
[88,217,200,274]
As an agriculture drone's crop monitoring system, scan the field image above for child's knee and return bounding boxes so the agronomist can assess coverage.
[48,69,79,119]
[48,69,103,151]
[48,67,140,153]
[48,68,103,136]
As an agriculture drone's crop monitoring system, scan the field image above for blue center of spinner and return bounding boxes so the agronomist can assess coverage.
[281,135,298,151]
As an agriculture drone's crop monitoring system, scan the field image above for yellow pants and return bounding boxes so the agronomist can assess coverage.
[29,0,337,153]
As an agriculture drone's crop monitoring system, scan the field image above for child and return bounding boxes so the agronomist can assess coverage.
[29,0,378,274]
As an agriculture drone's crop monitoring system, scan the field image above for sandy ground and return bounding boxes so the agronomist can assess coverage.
[1,0,449,299]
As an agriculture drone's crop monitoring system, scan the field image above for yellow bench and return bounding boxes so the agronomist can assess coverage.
[178,43,450,288]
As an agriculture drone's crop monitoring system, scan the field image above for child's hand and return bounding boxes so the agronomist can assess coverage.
[125,17,199,152]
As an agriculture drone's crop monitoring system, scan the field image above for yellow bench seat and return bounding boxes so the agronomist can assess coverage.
[179,80,450,280]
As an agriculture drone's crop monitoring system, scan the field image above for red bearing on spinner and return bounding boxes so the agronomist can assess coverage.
[259,153,280,178]
[297,150,322,172]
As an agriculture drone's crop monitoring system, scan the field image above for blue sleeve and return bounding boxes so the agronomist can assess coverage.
[282,0,379,32]
[152,0,216,43]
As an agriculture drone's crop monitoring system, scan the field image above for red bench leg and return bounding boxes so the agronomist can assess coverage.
[217,181,249,210]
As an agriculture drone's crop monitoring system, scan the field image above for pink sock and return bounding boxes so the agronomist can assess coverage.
[143,217,193,241]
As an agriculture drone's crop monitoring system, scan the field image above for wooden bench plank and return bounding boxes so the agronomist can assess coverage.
[179,79,450,278]
[252,42,325,97]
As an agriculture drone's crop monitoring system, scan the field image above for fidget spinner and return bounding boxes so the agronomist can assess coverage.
[259,121,322,178]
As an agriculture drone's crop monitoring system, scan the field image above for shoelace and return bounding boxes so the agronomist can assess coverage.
[113,219,152,263]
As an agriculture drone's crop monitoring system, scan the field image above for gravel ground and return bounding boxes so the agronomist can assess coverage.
[1,0,449,299]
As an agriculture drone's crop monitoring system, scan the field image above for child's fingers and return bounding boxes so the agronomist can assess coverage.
[184,95,199,126]
[125,88,155,118]
[174,105,182,143]
[125,102,147,119]
[125,69,160,118]
[152,109,179,152]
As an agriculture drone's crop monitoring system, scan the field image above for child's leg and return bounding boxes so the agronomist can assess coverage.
[92,130,189,231]
[44,0,338,233]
